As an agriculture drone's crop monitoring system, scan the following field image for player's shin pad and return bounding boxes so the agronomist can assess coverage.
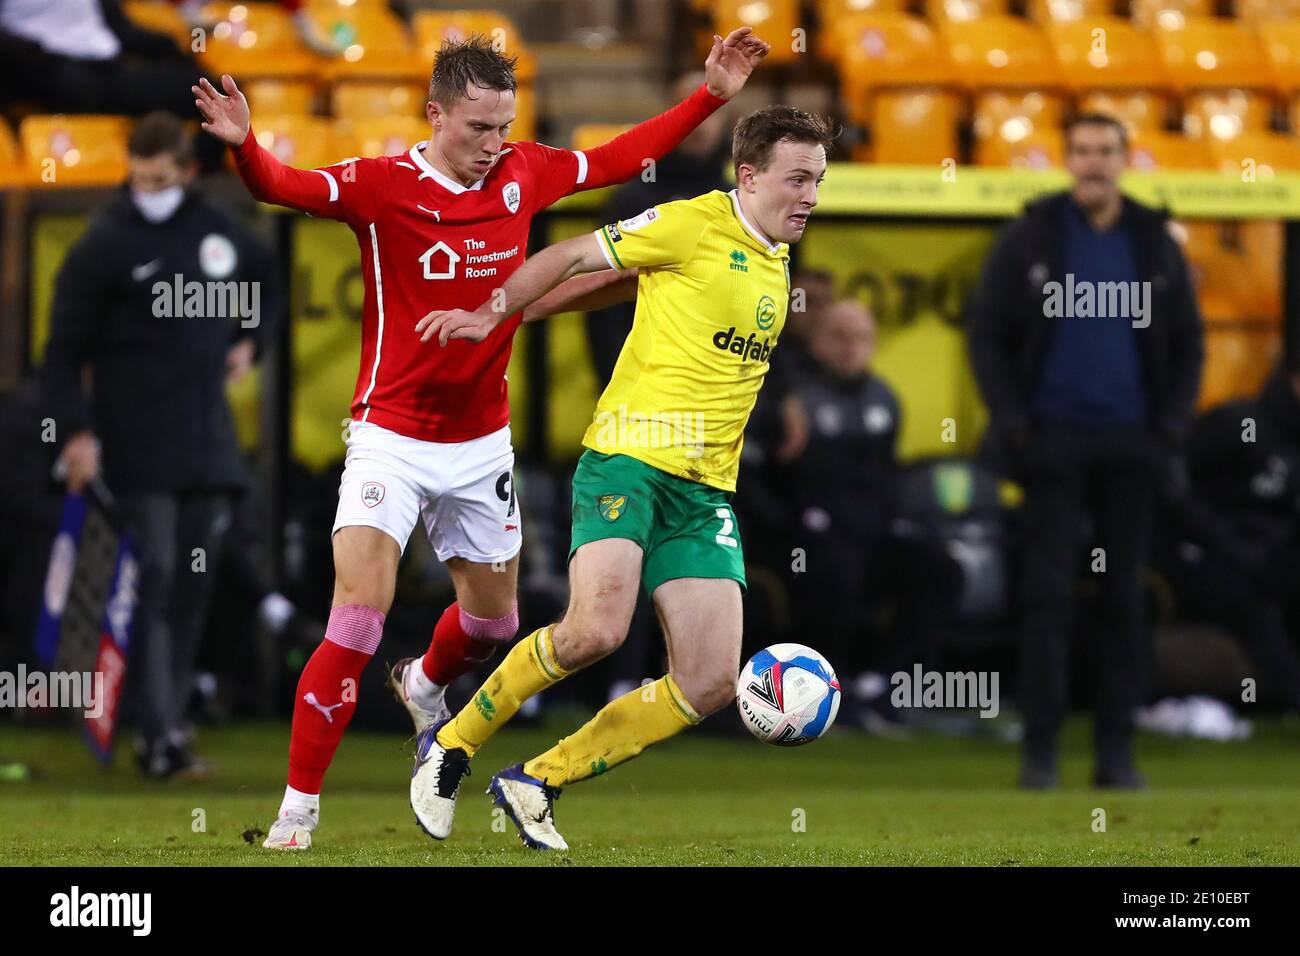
[436,625,568,757]
[523,675,701,787]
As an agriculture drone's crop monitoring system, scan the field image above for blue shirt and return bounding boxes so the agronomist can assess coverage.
[1033,201,1148,426]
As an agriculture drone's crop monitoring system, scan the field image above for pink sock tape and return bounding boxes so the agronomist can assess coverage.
[459,603,519,643]
[324,603,385,655]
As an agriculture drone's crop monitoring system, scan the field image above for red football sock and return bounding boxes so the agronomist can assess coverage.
[286,604,383,794]
[420,602,517,686]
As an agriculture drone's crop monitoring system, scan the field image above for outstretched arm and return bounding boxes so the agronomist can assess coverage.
[578,27,768,190]
[418,234,611,345]
[523,269,638,323]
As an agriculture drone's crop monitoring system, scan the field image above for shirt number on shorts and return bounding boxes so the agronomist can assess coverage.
[714,507,738,549]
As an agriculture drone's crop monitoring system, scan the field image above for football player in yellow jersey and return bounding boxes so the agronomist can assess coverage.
[410,106,832,849]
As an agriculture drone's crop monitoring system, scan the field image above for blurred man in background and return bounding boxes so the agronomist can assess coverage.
[39,112,280,778]
[969,113,1203,790]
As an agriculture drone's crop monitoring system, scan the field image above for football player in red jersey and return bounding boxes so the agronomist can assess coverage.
[193,27,769,849]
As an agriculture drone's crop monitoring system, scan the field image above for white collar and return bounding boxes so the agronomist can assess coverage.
[728,189,781,254]
[408,142,485,193]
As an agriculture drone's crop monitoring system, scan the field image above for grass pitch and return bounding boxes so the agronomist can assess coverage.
[2,713,1298,865]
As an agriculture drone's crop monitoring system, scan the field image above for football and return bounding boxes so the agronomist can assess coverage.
[735,643,841,745]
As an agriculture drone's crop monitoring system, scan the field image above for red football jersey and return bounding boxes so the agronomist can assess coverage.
[232,85,725,442]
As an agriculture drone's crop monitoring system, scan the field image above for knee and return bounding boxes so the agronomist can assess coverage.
[672,668,737,718]
[554,616,626,667]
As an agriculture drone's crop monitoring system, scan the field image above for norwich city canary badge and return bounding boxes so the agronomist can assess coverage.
[597,494,628,522]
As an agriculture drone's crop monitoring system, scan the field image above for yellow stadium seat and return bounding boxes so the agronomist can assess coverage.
[975,128,1064,167]
[839,13,953,113]
[412,11,537,81]
[305,4,424,81]
[1152,17,1267,92]
[20,115,130,187]
[924,0,1010,23]
[816,0,910,63]
[1198,325,1279,409]
[1183,90,1271,141]
[869,89,961,163]
[251,116,344,170]
[243,79,317,116]
[340,117,430,159]
[972,90,1066,149]
[333,81,427,120]
[1077,91,1168,131]
[124,0,193,49]
[1235,0,1300,18]
[1026,0,1112,23]
[571,124,633,152]
[1045,18,1164,92]
[1183,220,1282,325]
[1130,0,1213,29]
[1206,129,1300,176]
[709,1,801,65]
[1127,130,1212,169]
[198,2,319,78]
[1259,20,1300,96]
[940,16,1062,91]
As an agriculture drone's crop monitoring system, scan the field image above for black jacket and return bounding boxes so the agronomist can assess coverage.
[39,186,281,494]
[967,191,1204,474]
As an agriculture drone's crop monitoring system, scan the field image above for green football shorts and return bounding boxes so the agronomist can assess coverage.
[569,450,746,595]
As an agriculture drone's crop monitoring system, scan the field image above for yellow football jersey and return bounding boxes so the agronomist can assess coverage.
[584,189,790,492]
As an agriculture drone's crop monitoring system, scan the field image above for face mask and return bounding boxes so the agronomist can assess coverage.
[132,185,184,223]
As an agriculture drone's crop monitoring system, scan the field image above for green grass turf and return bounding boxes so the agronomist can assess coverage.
[1,713,1298,865]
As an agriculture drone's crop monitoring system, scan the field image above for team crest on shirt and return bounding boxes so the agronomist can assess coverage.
[597,494,628,522]
[361,481,385,508]
[502,181,521,215]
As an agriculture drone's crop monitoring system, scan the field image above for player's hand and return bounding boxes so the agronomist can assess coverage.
[193,75,251,147]
[226,338,256,383]
[704,26,770,101]
[416,307,500,346]
[60,431,100,494]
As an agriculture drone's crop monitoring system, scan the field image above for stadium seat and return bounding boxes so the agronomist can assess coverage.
[972,90,1065,153]
[1198,325,1279,409]
[304,4,425,81]
[124,0,192,49]
[333,82,427,120]
[243,79,317,116]
[19,115,130,187]
[1126,130,1212,169]
[251,116,343,170]
[1234,0,1300,18]
[1077,90,1168,131]
[197,2,319,78]
[1259,19,1300,96]
[1205,129,1300,177]
[868,89,961,164]
[1026,0,1113,24]
[975,128,1064,167]
[815,0,910,63]
[340,117,430,159]
[1182,90,1271,141]
[924,0,1010,24]
[1183,219,1283,325]
[838,13,954,114]
[1130,0,1213,29]
[1152,17,1267,92]
[1045,18,1165,92]
[411,11,537,81]
[571,124,633,152]
[940,16,1062,91]
[709,1,801,64]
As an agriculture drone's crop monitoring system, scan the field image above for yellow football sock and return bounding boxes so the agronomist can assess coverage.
[436,625,568,757]
[522,674,701,787]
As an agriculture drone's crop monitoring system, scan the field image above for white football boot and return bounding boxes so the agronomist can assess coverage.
[262,810,316,850]
[387,657,451,736]
[488,764,568,851]
[410,721,472,839]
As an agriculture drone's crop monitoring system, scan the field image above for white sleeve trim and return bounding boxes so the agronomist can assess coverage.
[313,168,339,203]
[594,227,618,269]
[574,150,588,186]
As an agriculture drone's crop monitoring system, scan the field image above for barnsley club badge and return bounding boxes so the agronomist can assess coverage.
[361,481,385,508]
[502,181,521,215]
